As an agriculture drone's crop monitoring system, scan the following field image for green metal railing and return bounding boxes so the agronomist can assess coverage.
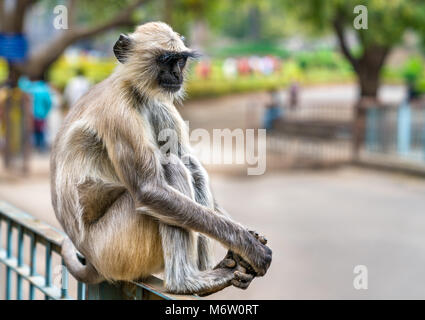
[0,200,196,300]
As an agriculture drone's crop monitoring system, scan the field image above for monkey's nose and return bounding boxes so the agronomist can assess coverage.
[172,71,182,83]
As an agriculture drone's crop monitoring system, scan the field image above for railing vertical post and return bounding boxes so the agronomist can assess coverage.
[29,233,36,299]
[77,282,86,300]
[61,258,69,299]
[365,107,378,152]
[6,221,13,300]
[423,108,425,161]
[44,242,52,300]
[397,101,411,156]
[87,282,125,300]
[16,226,24,300]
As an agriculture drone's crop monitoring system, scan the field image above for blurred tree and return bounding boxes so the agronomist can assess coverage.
[213,0,290,42]
[161,0,293,48]
[158,0,215,49]
[0,0,150,83]
[162,0,175,26]
[285,0,424,100]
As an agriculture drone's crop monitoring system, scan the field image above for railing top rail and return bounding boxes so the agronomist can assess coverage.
[0,201,63,252]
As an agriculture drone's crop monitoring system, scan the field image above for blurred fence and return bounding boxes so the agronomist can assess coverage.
[267,102,354,167]
[266,99,425,170]
[362,101,425,168]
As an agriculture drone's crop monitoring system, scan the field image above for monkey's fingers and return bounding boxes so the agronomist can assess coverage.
[228,251,256,275]
[248,230,259,238]
[225,250,235,260]
[231,279,251,290]
[258,236,268,245]
[238,258,256,275]
[248,230,268,245]
[214,258,236,270]
[223,258,236,268]
[231,271,254,290]
[234,270,253,282]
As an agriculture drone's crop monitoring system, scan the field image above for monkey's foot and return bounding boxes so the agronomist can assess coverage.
[196,268,236,297]
[213,251,255,292]
[165,262,236,296]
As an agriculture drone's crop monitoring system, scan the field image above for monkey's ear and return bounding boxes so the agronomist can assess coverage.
[113,34,132,64]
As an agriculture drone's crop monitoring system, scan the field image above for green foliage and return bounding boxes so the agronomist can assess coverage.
[402,56,424,83]
[42,0,142,27]
[295,50,351,71]
[284,0,425,48]
[400,56,425,93]
[161,0,296,42]
[48,56,117,90]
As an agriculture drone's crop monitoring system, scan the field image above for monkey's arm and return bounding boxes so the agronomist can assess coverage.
[105,133,271,276]
[140,182,271,276]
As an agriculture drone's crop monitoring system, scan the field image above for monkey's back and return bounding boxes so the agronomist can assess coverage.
[50,77,165,280]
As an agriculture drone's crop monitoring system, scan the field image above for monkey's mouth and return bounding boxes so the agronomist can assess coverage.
[160,82,182,92]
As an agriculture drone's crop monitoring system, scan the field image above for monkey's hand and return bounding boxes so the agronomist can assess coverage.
[236,229,272,277]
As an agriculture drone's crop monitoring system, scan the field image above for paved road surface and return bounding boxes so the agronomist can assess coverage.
[1,161,425,299]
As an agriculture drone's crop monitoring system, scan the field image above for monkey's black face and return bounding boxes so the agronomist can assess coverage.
[156,51,196,92]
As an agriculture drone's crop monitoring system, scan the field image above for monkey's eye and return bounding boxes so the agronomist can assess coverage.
[178,57,187,69]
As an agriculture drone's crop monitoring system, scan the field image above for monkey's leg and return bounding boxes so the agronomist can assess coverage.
[182,154,252,276]
[164,154,214,271]
[176,155,256,290]
[197,234,214,271]
[159,223,235,295]
[161,155,235,294]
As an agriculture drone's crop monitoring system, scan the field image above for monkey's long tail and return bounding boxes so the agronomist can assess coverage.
[61,237,104,284]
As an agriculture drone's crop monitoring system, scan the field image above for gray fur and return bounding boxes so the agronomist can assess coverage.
[51,22,271,296]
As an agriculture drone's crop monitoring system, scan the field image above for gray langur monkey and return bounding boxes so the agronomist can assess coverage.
[50,22,272,295]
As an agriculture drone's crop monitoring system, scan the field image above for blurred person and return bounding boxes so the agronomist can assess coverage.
[289,82,299,110]
[248,56,261,74]
[222,57,238,78]
[46,84,64,147]
[262,56,275,75]
[0,70,32,172]
[195,59,212,79]
[263,89,284,131]
[19,77,52,153]
[237,57,251,76]
[64,67,91,108]
[406,78,421,105]
[271,56,282,73]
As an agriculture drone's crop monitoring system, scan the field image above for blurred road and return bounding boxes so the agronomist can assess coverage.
[209,167,425,299]
[1,161,425,299]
